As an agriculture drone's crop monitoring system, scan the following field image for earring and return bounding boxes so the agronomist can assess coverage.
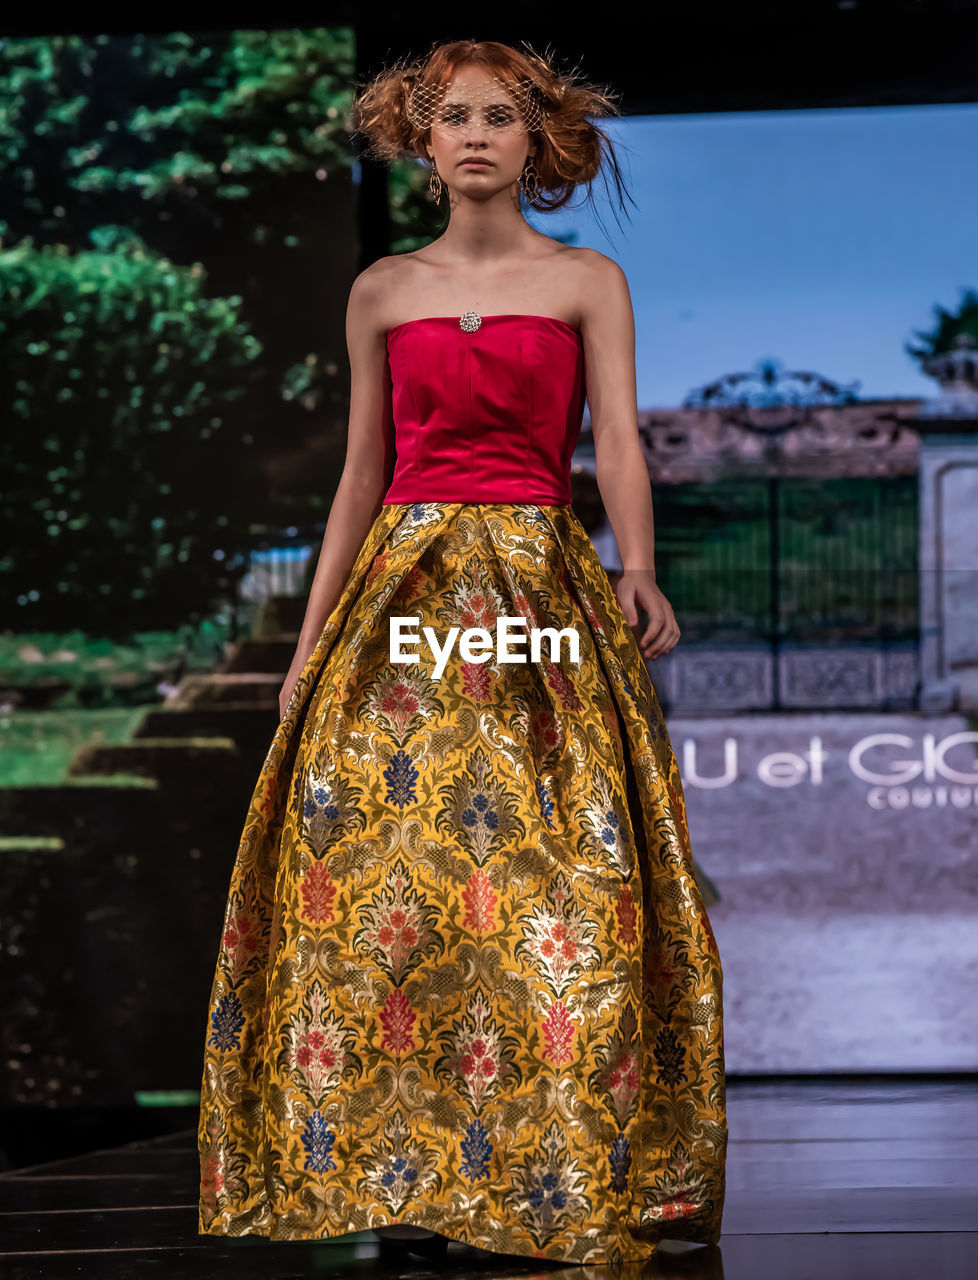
[428,161,443,202]
[519,155,539,201]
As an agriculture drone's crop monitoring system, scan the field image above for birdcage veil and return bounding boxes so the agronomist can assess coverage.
[403,74,548,136]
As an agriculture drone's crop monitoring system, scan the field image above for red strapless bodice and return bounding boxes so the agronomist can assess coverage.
[382,313,586,505]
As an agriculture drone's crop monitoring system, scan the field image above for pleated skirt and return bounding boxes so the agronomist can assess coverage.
[197,500,726,1267]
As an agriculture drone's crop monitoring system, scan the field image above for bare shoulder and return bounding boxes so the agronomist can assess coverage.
[570,246,628,291]
[346,255,413,337]
[348,254,403,305]
[566,248,632,333]
[347,253,424,333]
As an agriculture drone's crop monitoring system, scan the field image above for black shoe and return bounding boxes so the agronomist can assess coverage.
[375,1229,450,1260]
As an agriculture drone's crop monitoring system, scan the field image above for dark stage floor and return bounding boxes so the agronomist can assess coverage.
[1,1080,975,1278]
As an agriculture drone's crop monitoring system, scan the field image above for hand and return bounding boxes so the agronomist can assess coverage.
[279,676,297,721]
[616,570,680,660]
[279,633,324,719]
[278,658,306,720]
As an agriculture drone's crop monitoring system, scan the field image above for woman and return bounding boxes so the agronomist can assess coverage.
[197,37,726,1269]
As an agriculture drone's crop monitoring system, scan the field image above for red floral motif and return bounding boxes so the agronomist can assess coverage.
[254,769,276,818]
[435,990,520,1109]
[661,1193,698,1220]
[359,882,440,982]
[366,550,389,587]
[544,663,582,712]
[615,885,637,947]
[510,591,539,626]
[529,708,560,753]
[540,922,576,962]
[379,988,416,1055]
[462,869,497,934]
[665,776,690,851]
[462,661,493,702]
[295,1026,340,1071]
[542,1000,575,1065]
[391,564,425,603]
[515,874,601,998]
[372,676,426,736]
[380,683,420,719]
[584,599,606,633]
[460,1036,497,1086]
[607,1049,640,1109]
[299,862,337,924]
[457,590,497,632]
[378,907,418,949]
[200,1150,224,1205]
[601,699,623,746]
[223,909,259,956]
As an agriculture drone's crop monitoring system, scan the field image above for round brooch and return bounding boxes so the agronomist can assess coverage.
[459,311,482,333]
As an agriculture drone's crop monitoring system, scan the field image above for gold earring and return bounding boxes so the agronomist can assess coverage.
[428,160,443,202]
[519,155,539,201]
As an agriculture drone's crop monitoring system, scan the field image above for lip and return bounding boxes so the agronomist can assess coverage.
[459,159,493,168]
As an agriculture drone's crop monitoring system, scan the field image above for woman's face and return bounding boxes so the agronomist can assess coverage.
[425,65,533,201]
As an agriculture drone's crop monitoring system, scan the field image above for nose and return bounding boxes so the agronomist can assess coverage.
[457,117,492,140]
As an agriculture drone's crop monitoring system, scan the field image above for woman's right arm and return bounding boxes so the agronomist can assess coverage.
[278,264,396,716]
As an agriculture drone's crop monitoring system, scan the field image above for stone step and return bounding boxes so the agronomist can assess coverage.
[0,782,249,1104]
[0,780,159,841]
[0,835,66,852]
[134,705,278,766]
[223,634,299,675]
[66,738,240,783]
[163,672,281,710]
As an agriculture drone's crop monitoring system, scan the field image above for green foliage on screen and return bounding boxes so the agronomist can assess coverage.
[0,231,267,635]
[0,29,359,638]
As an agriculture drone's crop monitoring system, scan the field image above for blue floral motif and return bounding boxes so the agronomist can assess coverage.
[535,776,555,830]
[356,1112,441,1212]
[308,782,340,821]
[609,1131,631,1193]
[384,749,419,808]
[300,1111,337,1173]
[599,808,620,846]
[208,990,245,1051]
[528,1169,567,1211]
[505,1118,590,1245]
[381,1155,418,1188]
[410,503,427,522]
[460,1116,492,1182]
[462,790,499,831]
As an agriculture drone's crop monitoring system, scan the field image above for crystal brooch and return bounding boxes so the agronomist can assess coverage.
[459,311,482,333]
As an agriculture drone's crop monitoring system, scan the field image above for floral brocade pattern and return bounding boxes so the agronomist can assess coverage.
[197,502,726,1268]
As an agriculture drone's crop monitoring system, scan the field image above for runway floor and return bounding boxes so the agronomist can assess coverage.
[0,1079,975,1278]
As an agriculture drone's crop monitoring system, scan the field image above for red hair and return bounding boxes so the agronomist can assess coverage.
[349,37,634,218]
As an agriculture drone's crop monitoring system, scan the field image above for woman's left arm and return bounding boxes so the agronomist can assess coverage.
[579,250,680,661]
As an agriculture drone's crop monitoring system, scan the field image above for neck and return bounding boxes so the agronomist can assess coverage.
[434,193,538,263]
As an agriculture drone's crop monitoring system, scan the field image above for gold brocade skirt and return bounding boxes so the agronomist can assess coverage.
[197,501,726,1269]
